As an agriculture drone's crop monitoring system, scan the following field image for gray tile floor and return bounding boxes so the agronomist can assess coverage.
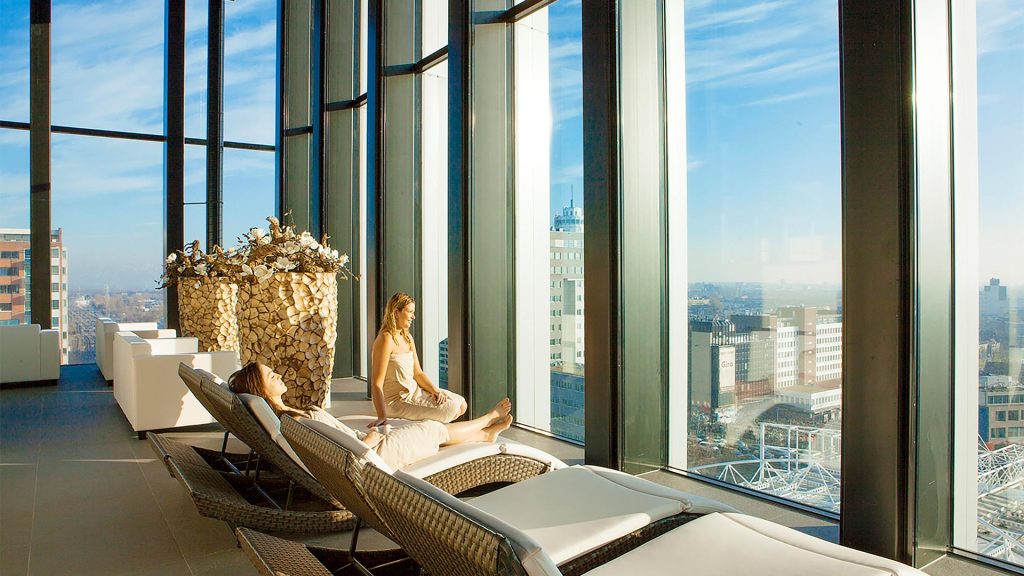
[0,365,1009,576]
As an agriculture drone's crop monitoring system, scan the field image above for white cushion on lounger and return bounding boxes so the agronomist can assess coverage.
[237,393,310,474]
[584,466,739,515]
[585,512,926,576]
[301,417,394,473]
[402,441,568,479]
[467,466,690,565]
[394,469,563,576]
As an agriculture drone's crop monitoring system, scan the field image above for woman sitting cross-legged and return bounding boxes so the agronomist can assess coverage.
[368,292,468,427]
[228,362,513,470]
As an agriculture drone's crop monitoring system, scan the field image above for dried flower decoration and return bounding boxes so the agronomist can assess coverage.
[158,240,241,288]
[232,216,355,284]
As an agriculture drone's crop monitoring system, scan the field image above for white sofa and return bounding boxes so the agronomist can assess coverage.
[113,332,240,438]
[95,317,176,382]
[0,324,60,386]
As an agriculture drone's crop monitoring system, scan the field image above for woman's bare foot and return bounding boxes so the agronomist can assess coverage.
[485,398,512,426]
[483,414,513,442]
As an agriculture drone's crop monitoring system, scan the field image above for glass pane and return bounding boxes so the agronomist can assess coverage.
[421,60,448,388]
[681,0,842,513]
[51,0,164,133]
[514,0,584,443]
[52,134,165,364]
[0,130,30,329]
[186,0,209,139]
[185,144,207,204]
[953,0,1024,563]
[0,0,29,122]
[223,148,276,245]
[224,0,276,145]
[185,204,206,250]
[421,0,448,56]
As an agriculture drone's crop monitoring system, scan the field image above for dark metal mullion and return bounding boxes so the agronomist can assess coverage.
[325,93,368,111]
[275,0,287,219]
[415,45,448,72]
[29,0,52,329]
[207,0,225,250]
[839,0,916,562]
[165,0,186,332]
[447,0,471,401]
[351,0,365,377]
[366,0,385,398]
[0,122,274,151]
[381,47,448,77]
[412,0,424,351]
[501,0,556,23]
[310,0,326,237]
[581,0,621,469]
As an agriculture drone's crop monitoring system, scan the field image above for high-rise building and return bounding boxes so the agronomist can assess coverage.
[550,200,585,368]
[689,306,842,422]
[549,200,586,442]
[981,277,1009,317]
[0,228,70,363]
[438,337,449,390]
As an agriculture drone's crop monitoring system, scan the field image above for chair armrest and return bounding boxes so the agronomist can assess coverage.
[132,329,177,339]
[147,337,200,355]
[38,329,60,380]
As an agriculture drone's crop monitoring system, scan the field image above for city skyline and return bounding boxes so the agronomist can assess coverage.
[2,1,1021,288]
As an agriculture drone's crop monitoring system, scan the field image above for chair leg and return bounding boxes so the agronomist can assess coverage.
[219,430,230,458]
[284,481,295,511]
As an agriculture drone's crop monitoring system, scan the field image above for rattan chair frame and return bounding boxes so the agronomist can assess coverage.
[360,462,706,576]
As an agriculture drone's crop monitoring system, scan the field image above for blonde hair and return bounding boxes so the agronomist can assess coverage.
[380,292,415,346]
[228,362,308,418]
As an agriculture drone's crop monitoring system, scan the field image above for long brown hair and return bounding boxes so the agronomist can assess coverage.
[379,292,415,347]
[228,362,308,418]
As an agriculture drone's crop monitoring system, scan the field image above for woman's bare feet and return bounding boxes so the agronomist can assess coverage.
[485,398,513,426]
[483,414,513,442]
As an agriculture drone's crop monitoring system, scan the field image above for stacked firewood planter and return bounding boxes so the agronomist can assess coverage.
[178,279,240,352]
[238,272,338,409]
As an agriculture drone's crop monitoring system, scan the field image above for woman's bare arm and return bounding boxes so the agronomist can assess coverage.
[369,332,394,426]
[410,337,444,403]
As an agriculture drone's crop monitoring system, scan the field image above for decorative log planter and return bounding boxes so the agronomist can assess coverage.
[178,279,240,352]
[237,272,338,409]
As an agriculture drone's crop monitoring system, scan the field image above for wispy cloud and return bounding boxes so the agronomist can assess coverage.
[742,85,835,107]
[977,0,1024,54]
[686,0,791,31]
[684,0,838,94]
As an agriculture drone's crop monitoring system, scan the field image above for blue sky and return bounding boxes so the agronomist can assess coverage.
[0,0,276,290]
[0,0,1020,290]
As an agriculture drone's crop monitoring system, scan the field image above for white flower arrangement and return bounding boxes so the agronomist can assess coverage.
[159,240,239,288]
[231,216,355,284]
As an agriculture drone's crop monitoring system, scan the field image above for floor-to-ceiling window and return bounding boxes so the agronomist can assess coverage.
[513,0,584,443]
[953,0,1024,565]
[0,0,277,364]
[420,0,449,389]
[0,0,31,331]
[50,0,168,364]
[675,0,843,513]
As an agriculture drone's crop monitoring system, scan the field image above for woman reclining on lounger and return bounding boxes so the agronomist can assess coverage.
[228,362,513,470]
[368,292,467,427]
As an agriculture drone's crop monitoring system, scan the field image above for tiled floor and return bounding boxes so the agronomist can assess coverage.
[0,365,1009,576]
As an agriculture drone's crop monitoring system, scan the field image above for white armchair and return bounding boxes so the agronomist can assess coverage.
[0,324,60,386]
[112,332,240,438]
[95,318,177,381]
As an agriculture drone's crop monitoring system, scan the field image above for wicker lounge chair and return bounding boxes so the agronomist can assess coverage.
[150,368,355,533]
[276,455,928,576]
[153,364,566,537]
[236,415,729,575]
